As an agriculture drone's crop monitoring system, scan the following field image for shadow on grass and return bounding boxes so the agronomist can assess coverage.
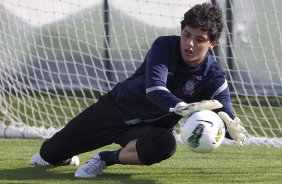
[0,166,157,183]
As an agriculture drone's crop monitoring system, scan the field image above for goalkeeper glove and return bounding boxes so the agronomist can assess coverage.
[218,111,246,146]
[169,100,223,117]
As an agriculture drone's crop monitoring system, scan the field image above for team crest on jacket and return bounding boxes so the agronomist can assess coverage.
[183,76,200,96]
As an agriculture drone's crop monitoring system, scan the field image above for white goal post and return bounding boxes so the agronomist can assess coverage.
[0,0,281,147]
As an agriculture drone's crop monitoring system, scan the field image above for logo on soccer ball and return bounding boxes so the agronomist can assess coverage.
[215,129,224,142]
[187,124,204,148]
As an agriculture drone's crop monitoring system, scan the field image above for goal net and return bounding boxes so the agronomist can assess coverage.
[0,0,281,147]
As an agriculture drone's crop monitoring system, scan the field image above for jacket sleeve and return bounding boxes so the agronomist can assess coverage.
[145,37,183,111]
[209,77,235,140]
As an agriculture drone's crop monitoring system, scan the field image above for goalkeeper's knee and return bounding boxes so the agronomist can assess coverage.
[136,127,176,165]
[39,138,71,165]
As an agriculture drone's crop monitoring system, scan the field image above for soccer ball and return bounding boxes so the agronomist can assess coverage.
[179,110,226,153]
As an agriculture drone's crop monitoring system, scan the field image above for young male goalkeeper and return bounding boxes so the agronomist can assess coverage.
[31,2,246,178]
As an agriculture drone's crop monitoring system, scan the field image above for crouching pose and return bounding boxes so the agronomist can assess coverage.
[31,3,246,178]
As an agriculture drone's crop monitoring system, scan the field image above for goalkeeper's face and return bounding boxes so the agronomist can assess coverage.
[180,25,218,66]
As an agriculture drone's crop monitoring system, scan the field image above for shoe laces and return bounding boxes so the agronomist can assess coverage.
[84,155,106,176]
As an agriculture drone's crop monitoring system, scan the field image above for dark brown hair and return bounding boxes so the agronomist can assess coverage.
[181,3,224,42]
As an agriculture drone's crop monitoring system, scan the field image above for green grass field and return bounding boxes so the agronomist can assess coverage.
[0,138,281,184]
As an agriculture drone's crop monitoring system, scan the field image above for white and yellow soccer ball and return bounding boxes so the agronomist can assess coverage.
[179,110,226,153]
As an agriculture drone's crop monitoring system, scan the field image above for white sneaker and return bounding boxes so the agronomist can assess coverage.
[30,152,50,166]
[75,153,107,178]
[30,152,80,166]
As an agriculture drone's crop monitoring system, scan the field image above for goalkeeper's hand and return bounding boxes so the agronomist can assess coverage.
[218,111,246,146]
[169,100,223,117]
